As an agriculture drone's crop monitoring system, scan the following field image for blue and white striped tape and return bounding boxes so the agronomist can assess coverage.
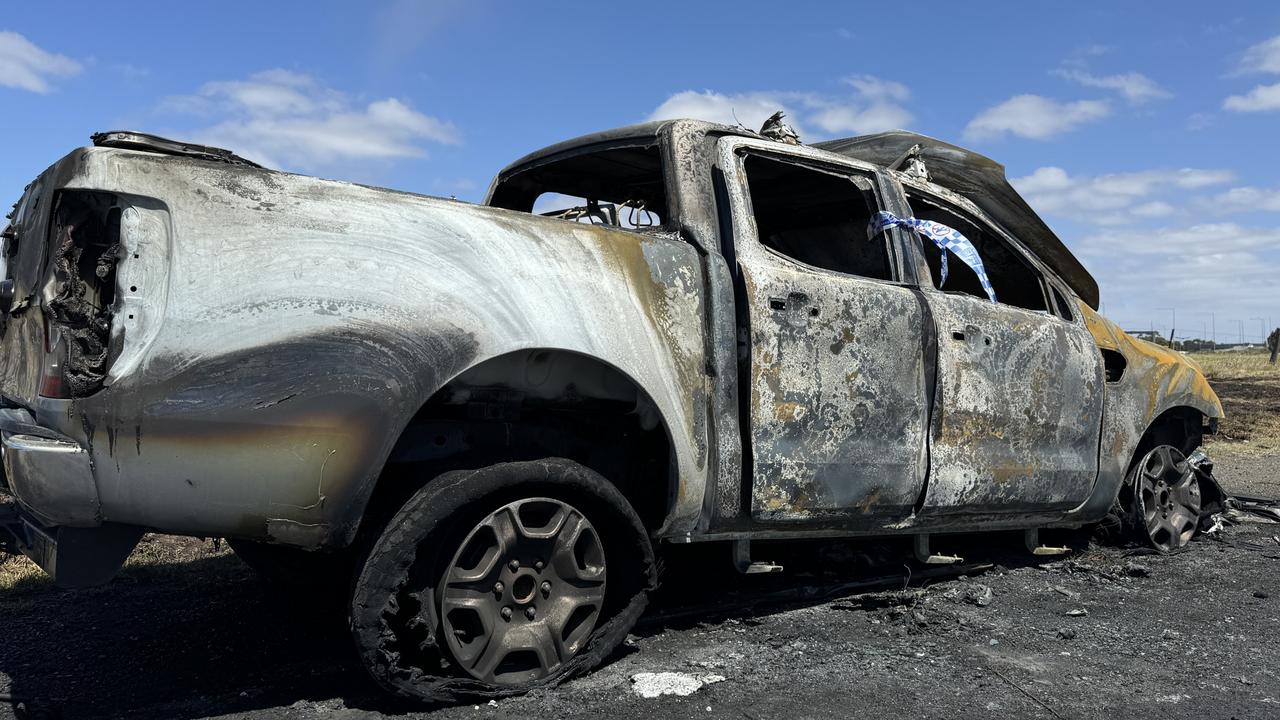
[870,210,997,303]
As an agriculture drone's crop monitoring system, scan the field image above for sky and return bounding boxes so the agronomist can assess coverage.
[2,1,1278,344]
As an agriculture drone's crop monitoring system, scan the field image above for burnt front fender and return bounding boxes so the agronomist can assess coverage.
[1065,303,1223,523]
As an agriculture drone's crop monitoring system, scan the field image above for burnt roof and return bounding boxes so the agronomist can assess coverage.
[91,131,263,168]
[497,121,1100,309]
[815,131,1098,309]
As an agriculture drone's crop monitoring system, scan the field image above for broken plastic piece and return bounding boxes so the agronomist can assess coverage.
[759,111,800,145]
[1188,448,1280,533]
[887,143,931,181]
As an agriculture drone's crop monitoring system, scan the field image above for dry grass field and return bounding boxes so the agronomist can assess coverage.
[0,529,233,595]
[1189,349,1280,454]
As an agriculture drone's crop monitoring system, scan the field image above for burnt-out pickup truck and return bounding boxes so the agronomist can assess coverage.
[0,120,1222,700]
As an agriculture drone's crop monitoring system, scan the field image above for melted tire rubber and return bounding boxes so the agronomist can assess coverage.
[349,458,657,704]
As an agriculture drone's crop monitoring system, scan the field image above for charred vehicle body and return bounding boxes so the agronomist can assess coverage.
[0,121,1222,700]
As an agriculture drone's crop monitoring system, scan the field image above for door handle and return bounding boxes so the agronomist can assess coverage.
[951,326,992,346]
[770,292,818,327]
[769,291,812,312]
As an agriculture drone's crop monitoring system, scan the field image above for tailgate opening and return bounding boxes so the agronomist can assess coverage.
[43,191,122,398]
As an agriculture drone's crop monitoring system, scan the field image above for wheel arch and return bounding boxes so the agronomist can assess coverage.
[1128,405,1210,473]
[339,347,684,546]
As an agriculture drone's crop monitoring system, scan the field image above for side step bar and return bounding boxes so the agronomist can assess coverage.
[732,539,783,574]
[1024,528,1071,556]
[914,533,964,565]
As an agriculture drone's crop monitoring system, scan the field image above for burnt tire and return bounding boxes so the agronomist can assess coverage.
[227,539,352,589]
[349,458,656,704]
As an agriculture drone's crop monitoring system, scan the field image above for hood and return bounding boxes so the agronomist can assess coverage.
[815,131,1099,309]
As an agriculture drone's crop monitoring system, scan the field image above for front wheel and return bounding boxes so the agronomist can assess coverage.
[349,459,656,703]
[1126,445,1202,553]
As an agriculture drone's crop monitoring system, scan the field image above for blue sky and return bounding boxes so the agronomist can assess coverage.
[3,1,1279,342]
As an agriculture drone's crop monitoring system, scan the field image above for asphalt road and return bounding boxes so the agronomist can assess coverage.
[2,451,1278,720]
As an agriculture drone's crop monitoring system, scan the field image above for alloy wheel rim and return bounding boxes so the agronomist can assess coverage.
[1136,445,1201,553]
[439,497,606,685]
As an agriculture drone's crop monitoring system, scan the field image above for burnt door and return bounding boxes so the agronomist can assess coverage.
[720,140,929,524]
[903,187,1104,515]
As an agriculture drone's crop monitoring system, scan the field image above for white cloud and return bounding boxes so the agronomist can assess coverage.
[1131,201,1176,218]
[808,102,913,136]
[1222,35,1280,112]
[1223,82,1280,112]
[1078,223,1280,256]
[1074,223,1280,334]
[964,95,1110,141]
[844,75,909,103]
[1054,69,1172,104]
[0,30,81,93]
[1203,186,1280,213]
[649,90,795,134]
[1237,34,1280,75]
[157,69,458,170]
[648,75,913,141]
[1186,112,1214,130]
[1012,166,1234,224]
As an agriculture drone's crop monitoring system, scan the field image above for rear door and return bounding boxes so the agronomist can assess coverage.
[899,183,1104,515]
[718,138,929,524]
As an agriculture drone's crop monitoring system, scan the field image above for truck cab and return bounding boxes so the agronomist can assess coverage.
[484,120,1161,537]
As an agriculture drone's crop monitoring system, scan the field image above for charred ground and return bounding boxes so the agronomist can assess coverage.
[1,450,1277,720]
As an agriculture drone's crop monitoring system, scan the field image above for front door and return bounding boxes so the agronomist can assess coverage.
[900,185,1104,515]
[720,140,929,523]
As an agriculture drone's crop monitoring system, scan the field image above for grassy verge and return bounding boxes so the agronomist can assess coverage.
[1,530,237,596]
[1188,349,1280,454]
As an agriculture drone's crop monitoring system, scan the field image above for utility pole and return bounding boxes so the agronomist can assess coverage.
[1252,317,1266,344]
[1157,307,1176,349]
[1192,310,1216,351]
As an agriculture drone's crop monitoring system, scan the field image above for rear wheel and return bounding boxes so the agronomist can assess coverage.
[439,496,607,685]
[349,459,655,703]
